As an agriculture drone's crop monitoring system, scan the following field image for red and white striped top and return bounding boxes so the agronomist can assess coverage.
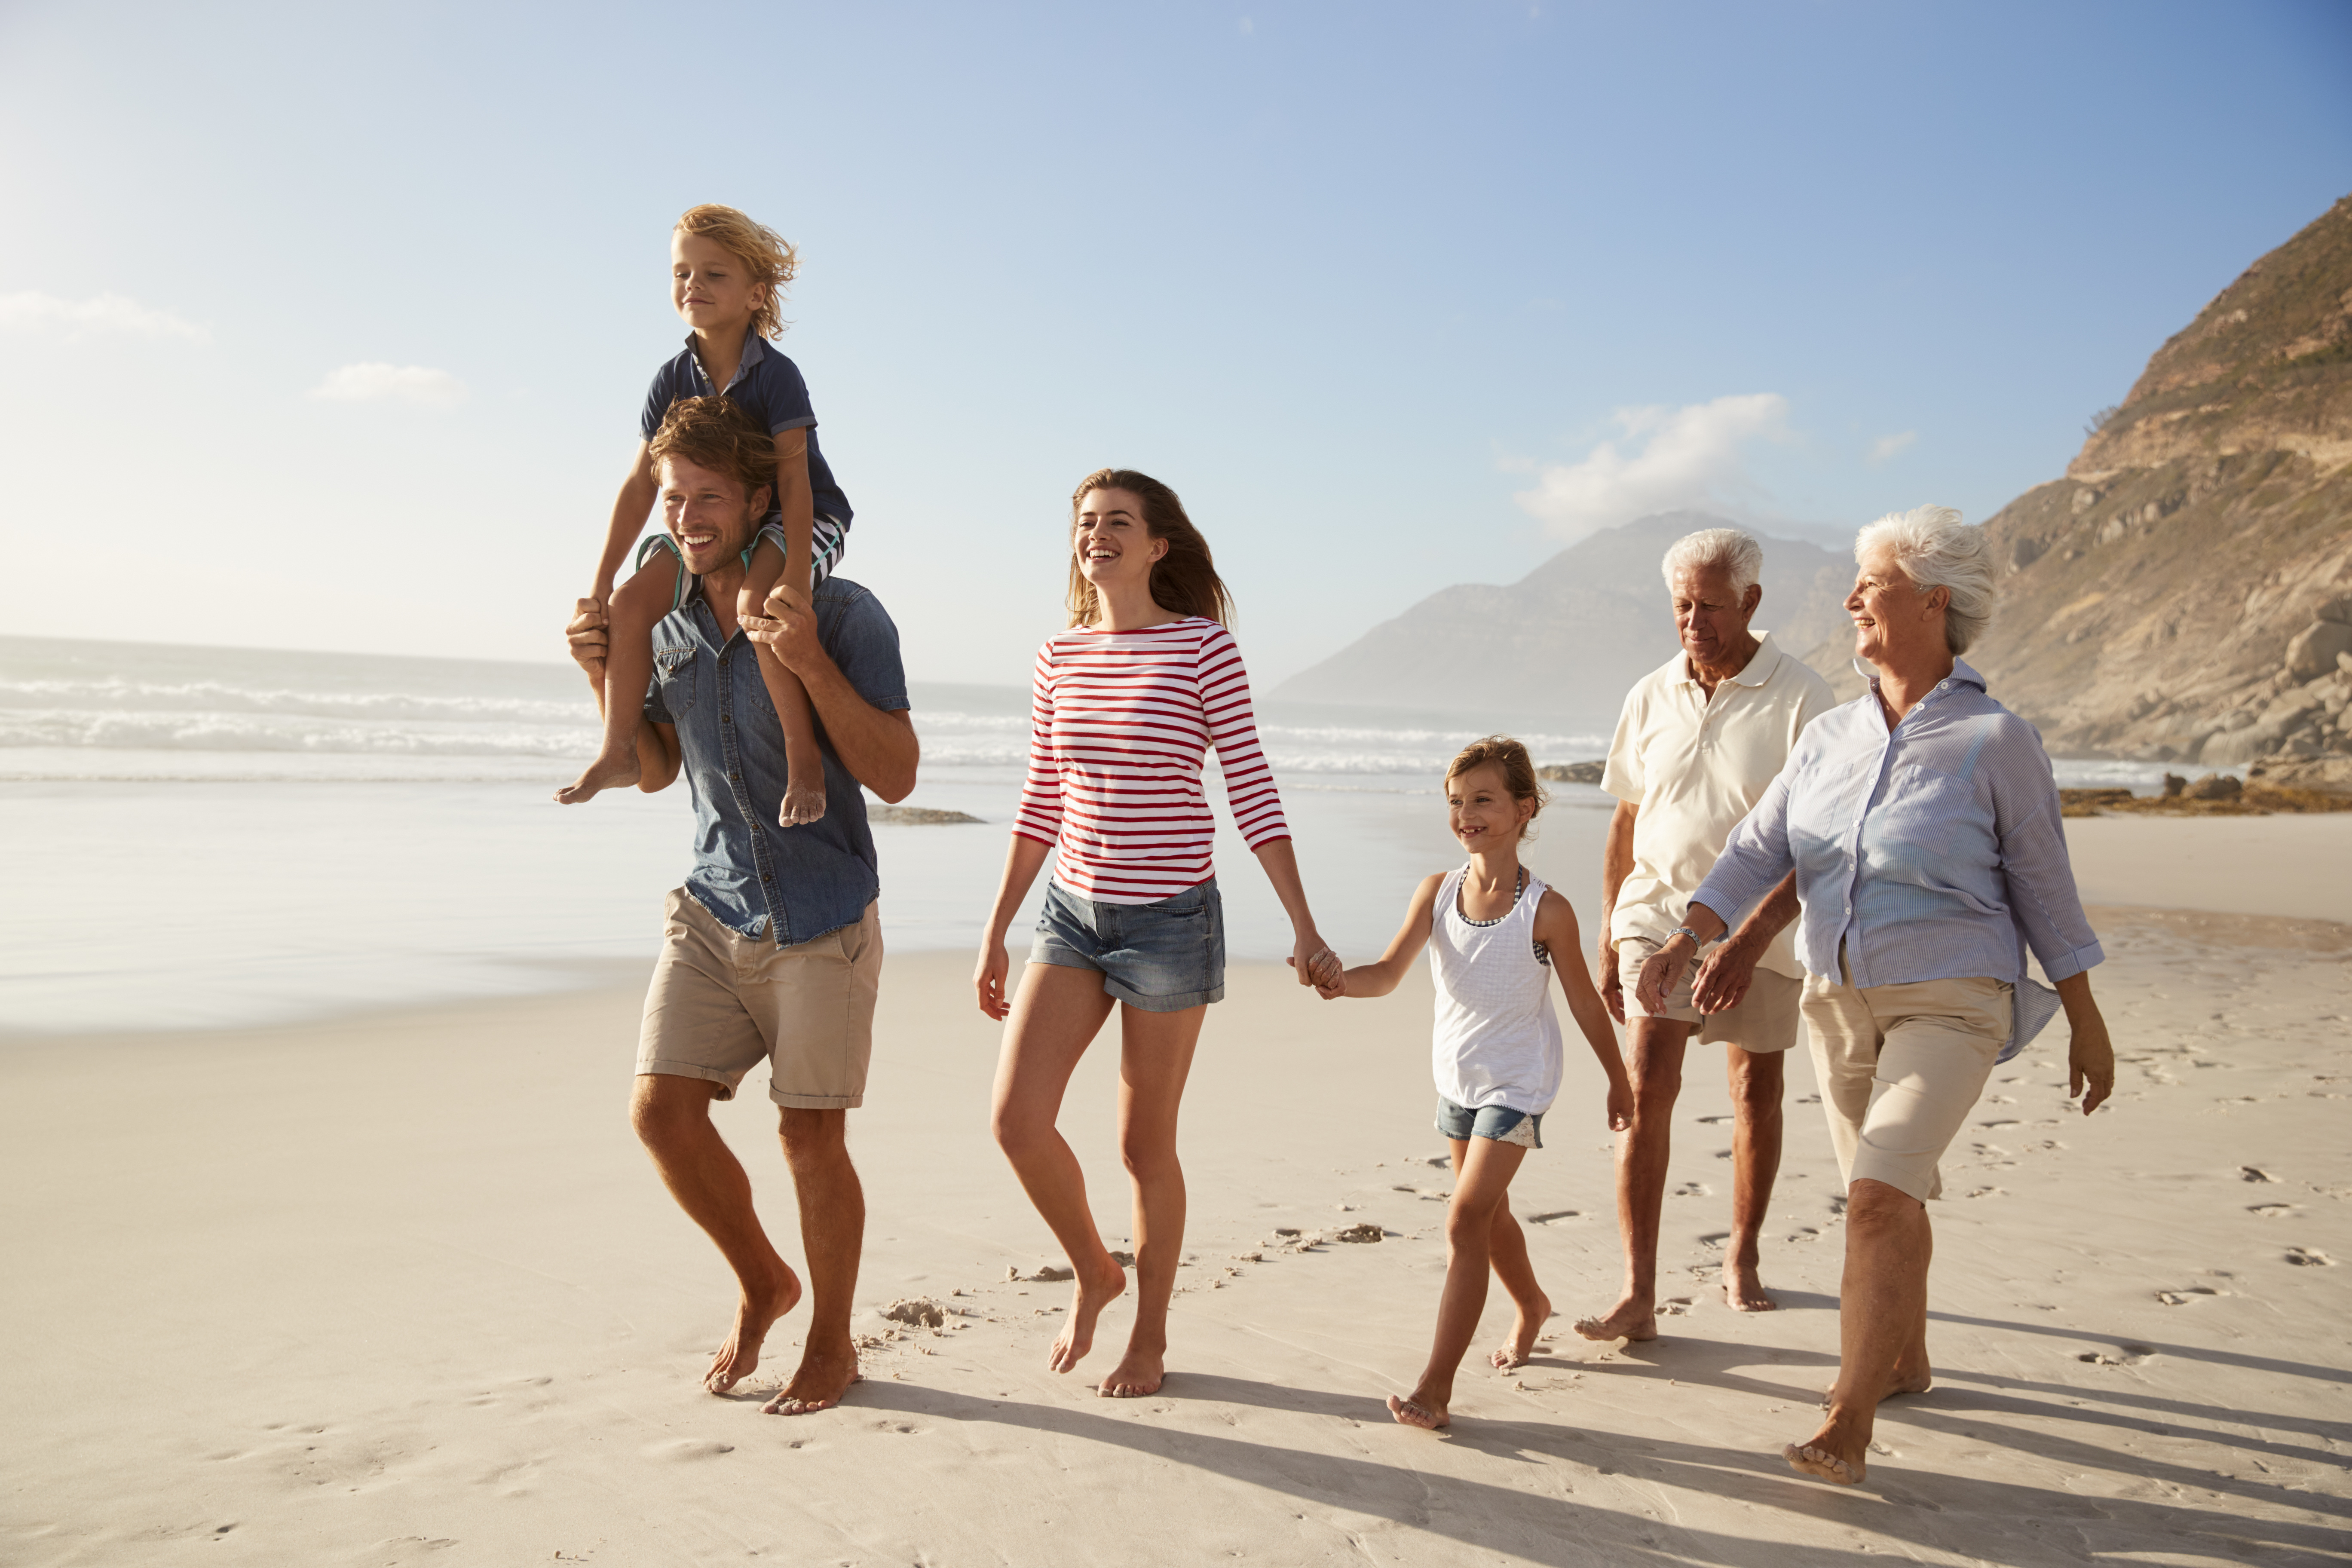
[1014,617,1292,905]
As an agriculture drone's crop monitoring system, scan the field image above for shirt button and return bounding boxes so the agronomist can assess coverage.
[729,772,741,782]
[762,873,772,882]
[722,714,732,725]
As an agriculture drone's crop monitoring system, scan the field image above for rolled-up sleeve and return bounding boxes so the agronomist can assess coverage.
[1690,761,1799,926]
[1990,734,2104,981]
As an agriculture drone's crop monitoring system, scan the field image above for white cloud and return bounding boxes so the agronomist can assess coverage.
[1511,393,1791,542]
[0,290,208,341]
[308,363,469,407]
[1866,430,1917,464]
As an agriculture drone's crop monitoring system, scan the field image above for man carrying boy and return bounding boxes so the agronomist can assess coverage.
[1576,527,1834,1341]
[563,395,918,1414]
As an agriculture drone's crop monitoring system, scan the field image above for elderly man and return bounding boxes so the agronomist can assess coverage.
[1575,527,1834,1342]
[564,395,919,1416]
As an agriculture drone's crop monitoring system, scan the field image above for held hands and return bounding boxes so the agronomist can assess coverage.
[1284,931,1345,998]
[566,598,612,679]
[1634,936,1695,1016]
[1690,935,1761,1014]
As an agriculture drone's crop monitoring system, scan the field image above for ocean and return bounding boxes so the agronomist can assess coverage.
[0,634,2188,1034]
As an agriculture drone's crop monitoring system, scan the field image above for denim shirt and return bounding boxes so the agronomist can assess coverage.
[1690,660,2102,1060]
[642,575,909,947]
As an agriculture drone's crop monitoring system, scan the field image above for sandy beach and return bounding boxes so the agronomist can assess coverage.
[5,821,2349,1568]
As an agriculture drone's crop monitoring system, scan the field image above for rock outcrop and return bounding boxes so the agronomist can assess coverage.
[1958,194,2352,764]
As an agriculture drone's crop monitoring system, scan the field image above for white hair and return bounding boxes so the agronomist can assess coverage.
[1854,505,1995,655]
[1660,527,1763,597]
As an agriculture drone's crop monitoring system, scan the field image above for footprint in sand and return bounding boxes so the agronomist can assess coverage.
[2248,1203,2297,1218]
[2241,1166,2280,1183]
[2285,1247,2334,1267]
[1657,1298,1694,1316]
[1523,1210,1580,1225]
[640,1439,735,1460]
[1695,1115,1733,1125]
[1672,1181,1712,1198]
[2155,1286,2219,1305]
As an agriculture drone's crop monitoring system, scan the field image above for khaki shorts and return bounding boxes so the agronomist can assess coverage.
[1617,937,1802,1053]
[637,888,880,1109]
[1800,970,2010,1202]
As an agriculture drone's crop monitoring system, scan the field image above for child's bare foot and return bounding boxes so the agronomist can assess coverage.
[760,1342,861,1415]
[704,1259,801,1394]
[1489,1290,1551,1369]
[1047,1255,1128,1375]
[1098,1341,1165,1398]
[1723,1260,1777,1312]
[1572,1292,1657,1342]
[1387,1390,1450,1430]
[556,747,641,805]
[778,772,827,828]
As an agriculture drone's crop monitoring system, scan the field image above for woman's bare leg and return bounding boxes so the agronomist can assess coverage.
[1391,1136,1528,1428]
[989,964,1127,1376]
[738,535,826,827]
[1785,1177,1932,1485]
[557,558,676,804]
[1099,1001,1208,1397]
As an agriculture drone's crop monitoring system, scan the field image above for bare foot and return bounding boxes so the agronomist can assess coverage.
[1047,1256,1128,1375]
[1489,1290,1552,1369]
[1098,1342,1165,1398]
[760,1343,861,1415]
[1783,1441,1865,1485]
[704,1260,802,1395]
[1572,1294,1657,1342]
[1783,1409,1868,1485]
[555,747,642,805]
[1722,1260,1777,1313]
[1819,1365,1932,1408]
[778,773,826,828]
[1387,1391,1450,1430]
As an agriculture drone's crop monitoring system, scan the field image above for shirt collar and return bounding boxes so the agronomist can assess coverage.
[1854,655,1988,705]
[681,328,765,395]
[1679,631,1782,688]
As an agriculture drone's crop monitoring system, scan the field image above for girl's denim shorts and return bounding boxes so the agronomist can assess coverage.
[1031,878,1226,1012]
[1434,1095,1544,1149]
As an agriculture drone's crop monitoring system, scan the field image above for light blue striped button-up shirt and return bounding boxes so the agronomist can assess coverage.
[1689,660,2102,1056]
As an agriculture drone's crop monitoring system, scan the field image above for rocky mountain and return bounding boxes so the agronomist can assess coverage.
[1273,511,1855,730]
[1963,194,2352,765]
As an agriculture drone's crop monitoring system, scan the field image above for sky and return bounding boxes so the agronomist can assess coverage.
[2,0,2348,688]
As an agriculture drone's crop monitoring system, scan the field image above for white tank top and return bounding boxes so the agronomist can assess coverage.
[1428,865,1565,1115]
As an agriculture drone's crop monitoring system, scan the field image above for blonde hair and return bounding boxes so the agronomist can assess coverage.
[1065,469,1236,628]
[675,204,799,340]
[1446,736,1548,842]
[1855,505,1996,655]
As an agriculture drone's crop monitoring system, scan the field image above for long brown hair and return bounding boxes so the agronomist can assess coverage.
[1065,468,1235,628]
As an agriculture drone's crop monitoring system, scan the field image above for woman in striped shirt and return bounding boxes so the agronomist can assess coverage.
[974,468,1341,1399]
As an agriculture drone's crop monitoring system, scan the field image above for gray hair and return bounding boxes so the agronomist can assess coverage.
[1854,505,1995,655]
[1660,527,1763,596]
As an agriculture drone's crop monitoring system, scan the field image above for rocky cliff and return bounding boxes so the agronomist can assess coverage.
[1960,194,2352,765]
[1274,511,1853,729]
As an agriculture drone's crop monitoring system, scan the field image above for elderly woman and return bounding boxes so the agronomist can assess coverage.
[1638,505,2116,1488]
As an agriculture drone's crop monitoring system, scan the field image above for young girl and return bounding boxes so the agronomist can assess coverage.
[557,203,851,827]
[1317,737,1632,1430]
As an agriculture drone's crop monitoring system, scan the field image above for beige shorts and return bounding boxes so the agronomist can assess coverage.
[1800,970,2010,1202]
[1616,937,1802,1053]
[637,888,880,1109]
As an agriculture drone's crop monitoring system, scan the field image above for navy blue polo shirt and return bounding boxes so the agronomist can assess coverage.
[640,330,854,531]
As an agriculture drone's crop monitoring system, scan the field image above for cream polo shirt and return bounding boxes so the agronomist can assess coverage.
[1601,632,1836,980]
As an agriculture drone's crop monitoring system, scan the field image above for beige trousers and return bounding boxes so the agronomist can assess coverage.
[1799,968,2011,1201]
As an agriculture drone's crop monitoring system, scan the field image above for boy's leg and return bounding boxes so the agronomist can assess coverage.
[739,534,827,828]
[628,1073,801,1395]
[558,557,676,804]
[1575,1013,1691,1342]
[1483,1195,1551,1370]
[1392,1136,1528,1429]
[762,1108,866,1415]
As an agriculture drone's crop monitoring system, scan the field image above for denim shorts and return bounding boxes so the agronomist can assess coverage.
[1434,1095,1544,1149]
[1031,879,1225,1012]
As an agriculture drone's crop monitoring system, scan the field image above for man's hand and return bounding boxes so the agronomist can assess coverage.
[1596,944,1626,1025]
[1635,936,1696,1016]
[566,597,611,681]
[2069,1011,2116,1115]
[741,596,823,674]
[1691,935,1761,1014]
